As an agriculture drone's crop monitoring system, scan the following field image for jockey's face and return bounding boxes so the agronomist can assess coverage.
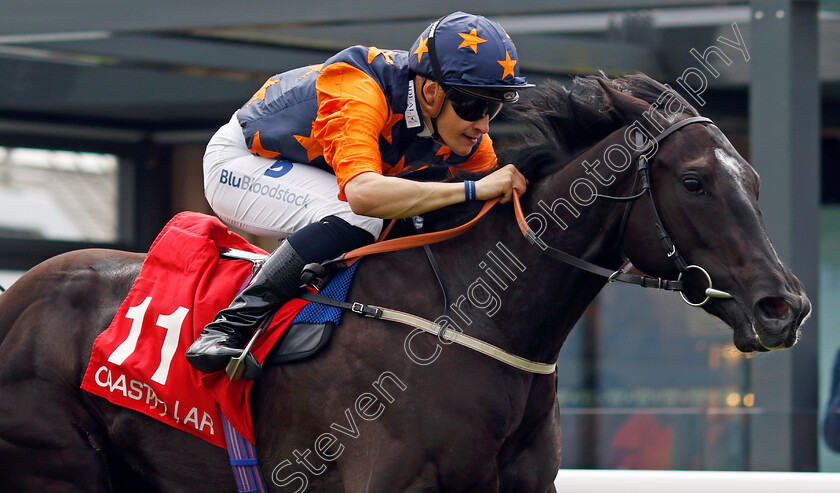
[418,77,491,156]
[436,99,491,156]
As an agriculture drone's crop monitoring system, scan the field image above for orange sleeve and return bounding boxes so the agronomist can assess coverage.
[313,63,389,200]
[451,134,499,175]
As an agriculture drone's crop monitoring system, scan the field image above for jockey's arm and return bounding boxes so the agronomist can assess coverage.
[313,62,526,219]
[344,164,527,219]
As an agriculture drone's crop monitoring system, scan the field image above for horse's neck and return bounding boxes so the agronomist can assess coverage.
[464,131,636,363]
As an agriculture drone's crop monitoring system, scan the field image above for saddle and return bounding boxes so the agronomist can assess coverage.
[81,212,362,447]
[81,202,499,448]
[267,259,358,365]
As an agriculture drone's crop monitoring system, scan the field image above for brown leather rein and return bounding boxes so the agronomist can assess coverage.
[333,116,732,306]
[329,188,684,296]
[292,116,740,375]
[332,197,501,267]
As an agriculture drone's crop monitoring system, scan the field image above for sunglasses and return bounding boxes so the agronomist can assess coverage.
[445,87,504,122]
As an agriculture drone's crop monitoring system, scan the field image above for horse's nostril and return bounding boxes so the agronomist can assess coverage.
[757,297,790,319]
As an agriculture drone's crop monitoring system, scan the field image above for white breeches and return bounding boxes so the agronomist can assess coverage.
[202,113,383,239]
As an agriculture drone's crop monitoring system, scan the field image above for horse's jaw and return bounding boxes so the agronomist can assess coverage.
[703,295,809,353]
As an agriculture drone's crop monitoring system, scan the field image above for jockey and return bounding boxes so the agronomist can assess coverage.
[186,11,534,379]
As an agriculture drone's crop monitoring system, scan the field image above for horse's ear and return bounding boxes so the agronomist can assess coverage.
[597,77,650,125]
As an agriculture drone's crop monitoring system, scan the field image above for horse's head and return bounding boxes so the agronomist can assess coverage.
[600,77,811,353]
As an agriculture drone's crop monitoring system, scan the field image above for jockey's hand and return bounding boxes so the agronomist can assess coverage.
[475,164,528,203]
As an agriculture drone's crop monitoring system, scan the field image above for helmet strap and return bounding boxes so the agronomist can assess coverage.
[429,116,441,141]
[427,17,448,88]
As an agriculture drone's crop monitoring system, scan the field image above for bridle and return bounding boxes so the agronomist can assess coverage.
[274,116,737,375]
[332,115,735,306]
[514,115,733,307]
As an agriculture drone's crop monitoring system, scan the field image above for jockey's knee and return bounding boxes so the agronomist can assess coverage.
[287,215,379,264]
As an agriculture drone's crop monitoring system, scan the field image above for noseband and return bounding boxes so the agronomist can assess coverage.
[514,116,733,307]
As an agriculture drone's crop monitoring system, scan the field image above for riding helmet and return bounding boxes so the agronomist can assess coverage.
[409,11,535,103]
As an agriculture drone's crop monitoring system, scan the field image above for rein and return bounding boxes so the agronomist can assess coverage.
[331,197,501,268]
[301,196,557,374]
[227,117,737,376]
[513,116,733,307]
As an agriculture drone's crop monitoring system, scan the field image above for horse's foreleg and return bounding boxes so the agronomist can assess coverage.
[498,399,562,493]
[344,463,502,493]
[339,444,504,493]
[344,460,443,493]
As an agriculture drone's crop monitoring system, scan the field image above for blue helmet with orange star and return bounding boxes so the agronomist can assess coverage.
[409,11,534,103]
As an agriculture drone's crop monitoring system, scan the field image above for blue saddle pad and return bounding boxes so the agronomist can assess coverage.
[292,262,359,325]
[267,262,359,365]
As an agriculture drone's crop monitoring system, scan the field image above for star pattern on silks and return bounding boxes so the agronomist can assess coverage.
[248,130,280,158]
[294,131,324,161]
[244,77,281,108]
[497,50,517,79]
[435,145,452,161]
[413,36,428,63]
[382,156,406,176]
[297,64,323,81]
[380,112,405,144]
[367,46,396,65]
[458,28,487,53]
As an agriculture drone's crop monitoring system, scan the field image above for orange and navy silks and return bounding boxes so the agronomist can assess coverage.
[80,212,308,447]
[235,46,498,200]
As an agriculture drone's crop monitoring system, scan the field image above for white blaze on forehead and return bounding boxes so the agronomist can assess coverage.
[714,148,749,195]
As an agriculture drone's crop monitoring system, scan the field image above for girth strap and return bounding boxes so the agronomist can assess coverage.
[299,289,383,318]
[299,290,557,375]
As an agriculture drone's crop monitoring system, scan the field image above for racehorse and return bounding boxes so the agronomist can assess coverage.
[0,75,810,492]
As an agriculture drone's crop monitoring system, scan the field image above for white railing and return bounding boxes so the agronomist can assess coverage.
[554,469,840,492]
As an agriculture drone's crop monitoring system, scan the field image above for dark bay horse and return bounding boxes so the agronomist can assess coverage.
[0,75,810,492]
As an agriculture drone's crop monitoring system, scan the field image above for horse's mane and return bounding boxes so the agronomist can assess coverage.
[501,73,700,181]
[419,73,699,231]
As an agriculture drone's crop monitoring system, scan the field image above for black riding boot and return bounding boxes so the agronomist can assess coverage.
[185,241,306,379]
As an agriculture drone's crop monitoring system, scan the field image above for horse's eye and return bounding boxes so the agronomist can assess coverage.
[682,177,703,194]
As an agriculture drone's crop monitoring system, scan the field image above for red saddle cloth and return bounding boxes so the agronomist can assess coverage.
[81,211,308,447]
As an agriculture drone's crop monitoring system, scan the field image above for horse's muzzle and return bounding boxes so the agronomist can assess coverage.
[749,293,811,351]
